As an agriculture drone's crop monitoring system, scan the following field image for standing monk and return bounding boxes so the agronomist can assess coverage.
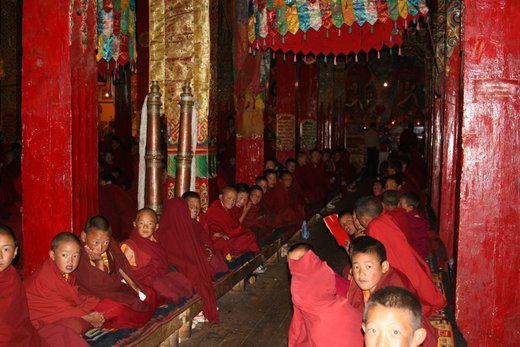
[353,196,445,315]
[75,216,156,326]
[206,186,260,257]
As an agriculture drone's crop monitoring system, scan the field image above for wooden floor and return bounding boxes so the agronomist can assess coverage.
[180,263,292,347]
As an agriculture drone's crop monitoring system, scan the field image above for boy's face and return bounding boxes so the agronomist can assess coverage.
[220,190,237,210]
[81,229,110,257]
[385,179,400,191]
[134,211,159,239]
[363,305,426,347]
[339,213,357,235]
[373,182,383,197]
[286,161,296,173]
[250,189,263,205]
[49,241,81,275]
[236,192,249,208]
[256,180,268,192]
[281,174,293,188]
[0,234,17,272]
[186,197,201,219]
[398,198,413,212]
[310,151,321,164]
[297,155,307,166]
[351,252,389,292]
[266,174,277,188]
[265,160,276,170]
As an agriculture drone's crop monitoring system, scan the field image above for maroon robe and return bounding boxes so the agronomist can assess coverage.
[206,200,260,257]
[346,267,437,347]
[75,238,156,325]
[162,177,175,203]
[123,230,194,304]
[193,217,229,274]
[243,201,273,242]
[366,213,446,316]
[157,198,220,323]
[264,184,304,228]
[1,265,88,347]
[295,163,327,203]
[99,183,136,241]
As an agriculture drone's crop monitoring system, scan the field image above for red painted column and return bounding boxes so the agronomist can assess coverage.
[455,0,520,344]
[429,95,443,216]
[21,0,98,274]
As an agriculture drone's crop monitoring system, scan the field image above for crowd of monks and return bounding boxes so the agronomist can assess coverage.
[1,126,443,347]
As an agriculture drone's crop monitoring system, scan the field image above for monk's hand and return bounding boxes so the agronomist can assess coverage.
[84,245,102,261]
[83,312,105,328]
[214,232,230,240]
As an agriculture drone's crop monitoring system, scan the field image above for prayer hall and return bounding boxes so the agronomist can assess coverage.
[0,0,518,346]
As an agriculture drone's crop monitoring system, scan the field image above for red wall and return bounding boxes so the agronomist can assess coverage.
[455,0,520,344]
[21,0,98,274]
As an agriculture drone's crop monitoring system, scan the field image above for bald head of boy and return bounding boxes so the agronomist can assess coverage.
[0,225,18,272]
[50,232,82,275]
[219,186,238,210]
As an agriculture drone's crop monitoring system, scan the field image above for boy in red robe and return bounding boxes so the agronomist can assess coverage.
[254,176,268,193]
[353,196,446,316]
[264,170,305,228]
[243,185,273,242]
[0,226,88,347]
[346,236,437,347]
[288,243,363,347]
[383,174,403,192]
[363,286,429,347]
[230,183,251,223]
[121,208,193,304]
[75,215,156,327]
[206,186,260,258]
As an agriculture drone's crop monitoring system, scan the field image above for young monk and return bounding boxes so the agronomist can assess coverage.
[399,193,435,259]
[242,185,273,242]
[363,286,429,347]
[0,226,88,347]
[254,176,268,193]
[372,180,384,198]
[75,215,156,326]
[230,183,251,223]
[264,170,305,228]
[384,174,403,192]
[288,243,363,347]
[353,197,445,316]
[121,208,193,304]
[181,192,228,274]
[206,186,260,257]
[338,209,365,240]
[347,237,437,347]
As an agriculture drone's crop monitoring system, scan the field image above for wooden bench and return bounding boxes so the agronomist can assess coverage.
[86,226,302,346]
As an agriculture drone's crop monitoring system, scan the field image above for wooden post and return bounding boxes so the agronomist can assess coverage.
[145,81,164,214]
[174,81,194,197]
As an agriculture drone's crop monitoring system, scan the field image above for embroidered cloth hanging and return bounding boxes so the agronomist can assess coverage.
[96,0,137,70]
[249,0,428,55]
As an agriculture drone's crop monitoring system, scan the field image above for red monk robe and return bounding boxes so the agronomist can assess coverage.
[157,198,220,323]
[75,238,156,326]
[346,267,437,347]
[1,265,88,347]
[206,200,260,257]
[99,183,136,241]
[122,230,193,304]
[263,184,304,229]
[243,201,273,242]
[194,214,229,274]
[366,213,446,315]
[162,176,175,203]
[288,251,363,347]
[295,163,327,203]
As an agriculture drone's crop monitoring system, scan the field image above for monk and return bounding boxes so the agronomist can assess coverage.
[338,209,365,240]
[206,186,260,257]
[254,176,268,193]
[372,180,383,198]
[285,158,297,173]
[181,191,228,274]
[230,183,251,223]
[363,287,429,347]
[353,197,445,316]
[75,215,156,326]
[121,209,193,304]
[0,226,88,347]
[157,198,220,323]
[383,174,403,192]
[346,236,437,347]
[399,193,436,259]
[264,170,305,228]
[242,185,273,242]
[288,243,363,347]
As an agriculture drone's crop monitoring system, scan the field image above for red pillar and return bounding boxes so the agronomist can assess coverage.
[455,0,520,344]
[21,0,98,274]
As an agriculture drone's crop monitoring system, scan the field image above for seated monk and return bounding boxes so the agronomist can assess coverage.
[288,243,363,347]
[0,226,88,347]
[363,287,430,347]
[75,216,156,326]
[353,196,446,316]
[230,183,252,224]
[254,176,268,193]
[121,208,193,304]
[157,198,221,323]
[264,170,305,229]
[372,180,383,198]
[243,185,273,242]
[399,193,438,259]
[337,209,366,283]
[383,174,403,192]
[181,191,228,274]
[346,236,437,347]
[206,186,260,258]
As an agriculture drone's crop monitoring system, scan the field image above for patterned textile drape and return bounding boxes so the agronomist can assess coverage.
[248,0,428,55]
[96,0,138,71]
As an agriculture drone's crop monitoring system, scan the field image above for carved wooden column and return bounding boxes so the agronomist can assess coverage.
[145,81,164,214]
[174,82,194,197]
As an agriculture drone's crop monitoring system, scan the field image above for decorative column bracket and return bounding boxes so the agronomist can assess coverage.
[174,81,195,197]
[145,81,164,214]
